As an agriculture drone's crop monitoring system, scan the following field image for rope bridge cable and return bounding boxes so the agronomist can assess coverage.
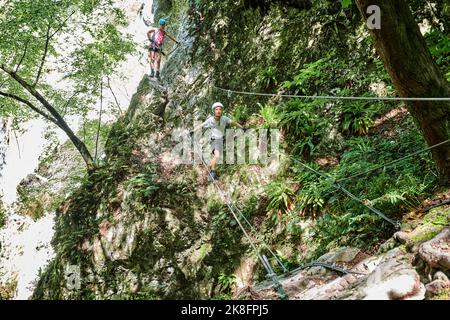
[289,156,401,229]
[286,262,368,276]
[190,137,288,272]
[227,201,288,273]
[335,138,450,183]
[189,137,370,295]
[212,85,450,101]
[190,137,289,300]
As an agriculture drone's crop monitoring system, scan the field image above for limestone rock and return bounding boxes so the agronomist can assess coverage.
[316,247,361,265]
[419,228,450,271]
[361,248,425,300]
[394,231,410,244]
[433,271,449,282]
[425,279,450,298]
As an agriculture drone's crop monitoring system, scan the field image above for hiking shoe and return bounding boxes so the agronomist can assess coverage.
[208,170,218,182]
[156,71,160,80]
[149,69,155,77]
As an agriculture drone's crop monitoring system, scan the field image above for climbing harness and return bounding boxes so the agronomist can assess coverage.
[148,29,165,52]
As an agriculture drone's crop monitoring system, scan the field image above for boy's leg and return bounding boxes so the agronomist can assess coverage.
[208,149,220,181]
[211,149,220,171]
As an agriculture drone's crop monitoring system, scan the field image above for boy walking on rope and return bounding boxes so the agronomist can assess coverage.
[146,18,179,80]
[191,102,244,181]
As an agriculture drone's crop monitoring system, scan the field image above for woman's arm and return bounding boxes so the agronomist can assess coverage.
[166,32,179,44]
[147,29,155,39]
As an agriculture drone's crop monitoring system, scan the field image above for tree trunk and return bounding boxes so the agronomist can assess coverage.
[355,0,450,185]
[1,65,95,170]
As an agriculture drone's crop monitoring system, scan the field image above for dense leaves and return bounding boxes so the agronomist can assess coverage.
[0,0,134,166]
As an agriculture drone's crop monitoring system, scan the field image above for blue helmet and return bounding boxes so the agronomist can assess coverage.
[159,18,166,25]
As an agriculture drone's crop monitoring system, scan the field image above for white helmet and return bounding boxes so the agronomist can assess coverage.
[212,102,224,112]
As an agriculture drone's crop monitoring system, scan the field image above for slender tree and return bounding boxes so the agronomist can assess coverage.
[0,0,134,169]
[355,0,450,185]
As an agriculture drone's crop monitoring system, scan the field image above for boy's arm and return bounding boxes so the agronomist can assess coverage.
[228,117,243,129]
[192,123,203,133]
[191,119,209,135]
[231,121,244,129]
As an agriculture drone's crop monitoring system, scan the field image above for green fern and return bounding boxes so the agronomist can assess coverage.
[218,273,236,291]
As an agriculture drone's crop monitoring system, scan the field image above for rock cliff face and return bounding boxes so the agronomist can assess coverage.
[19,0,450,300]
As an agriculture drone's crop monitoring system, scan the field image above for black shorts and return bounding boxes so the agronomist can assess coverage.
[149,46,162,53]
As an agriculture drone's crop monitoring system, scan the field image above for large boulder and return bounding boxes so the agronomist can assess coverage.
[419,228,450,271]
[425,279,450,299]
[355,248,425,300]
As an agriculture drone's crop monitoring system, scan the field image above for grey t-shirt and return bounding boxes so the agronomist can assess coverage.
[202,115,232,139]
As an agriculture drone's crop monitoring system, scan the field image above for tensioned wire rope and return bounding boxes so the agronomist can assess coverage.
[190,135,289,299]
[335,138,450,183]
[189,134,371,299]
[212,85,450,101]
[166,80,449,296]
[208,83,450,228]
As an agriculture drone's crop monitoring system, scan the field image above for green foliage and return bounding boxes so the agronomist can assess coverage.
[425,31,450,81]
[311,211,388,258]
[16,189,46,221]
[75,119,112,158]
[232,105,250,124]
[271,252,299,274]
[0,278,18,300]
[127,172,160,202]
[258,66,278,90]
[0,0,135,164]
[279,99,328,157]
[341,0,352,9]
[217,272,236,291]
[282,56,332,93]
[271,112,438,258]
[204,199,249,282]
[69,22,135,87]
[300,130,435,255]
[293,166,331,217]
[338,98,386,136]
[431,288,450,300]
[0,199,5,228]
[265,181,295,224]
[258,103,280,129]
